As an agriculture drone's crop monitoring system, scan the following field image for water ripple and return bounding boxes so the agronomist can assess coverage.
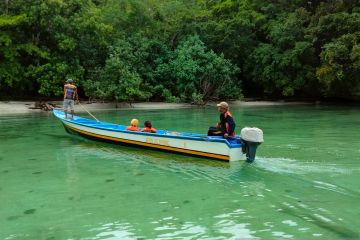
[156,222,206,239]
[90,222,138,240]
[313,180,352,196]
[71,143,242,184]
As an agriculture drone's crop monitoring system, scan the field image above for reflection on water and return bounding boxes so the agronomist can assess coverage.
[0,105,360,239]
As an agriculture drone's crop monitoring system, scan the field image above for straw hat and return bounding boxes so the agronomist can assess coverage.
[216,101,229,110]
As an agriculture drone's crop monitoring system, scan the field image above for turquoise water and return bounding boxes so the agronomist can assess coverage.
[0,105,359,239]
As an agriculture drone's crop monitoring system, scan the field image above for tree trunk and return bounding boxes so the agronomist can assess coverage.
[5,0,9,14]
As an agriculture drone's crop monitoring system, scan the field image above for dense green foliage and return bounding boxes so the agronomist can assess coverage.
[0,0,359,101]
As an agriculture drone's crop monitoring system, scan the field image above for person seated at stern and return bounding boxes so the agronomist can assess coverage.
[126,119,140,131]
[141,121,157,133]
[208,101,236,138]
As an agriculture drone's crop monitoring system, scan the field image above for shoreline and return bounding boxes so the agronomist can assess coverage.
[0,100,313,116]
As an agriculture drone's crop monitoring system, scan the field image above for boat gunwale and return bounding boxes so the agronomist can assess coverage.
[53,109,241,148]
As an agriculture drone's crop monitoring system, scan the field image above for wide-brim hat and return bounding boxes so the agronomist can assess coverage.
[217,101,229,109]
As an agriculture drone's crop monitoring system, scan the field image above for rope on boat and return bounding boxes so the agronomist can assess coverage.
[78,102,100,122]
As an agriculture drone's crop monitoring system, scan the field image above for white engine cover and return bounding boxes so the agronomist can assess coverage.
[240,127,264,143]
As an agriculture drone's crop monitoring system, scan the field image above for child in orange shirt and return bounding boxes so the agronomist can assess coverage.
[126,119,139,131]
[141,120,157,133]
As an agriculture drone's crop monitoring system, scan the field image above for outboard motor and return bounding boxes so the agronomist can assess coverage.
[240,127,264,162]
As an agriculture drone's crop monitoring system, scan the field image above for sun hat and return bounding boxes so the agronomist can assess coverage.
[216,101,229,109]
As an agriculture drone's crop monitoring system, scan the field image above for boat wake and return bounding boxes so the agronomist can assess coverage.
[253,156,360,198]
[253,156,357,175]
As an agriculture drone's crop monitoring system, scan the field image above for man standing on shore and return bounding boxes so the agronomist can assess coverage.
[63,79,78,119]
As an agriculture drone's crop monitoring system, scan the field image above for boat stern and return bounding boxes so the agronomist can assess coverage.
[229,147,246,161]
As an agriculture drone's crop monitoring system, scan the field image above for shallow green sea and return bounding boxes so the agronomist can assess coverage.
[1,104,359,239]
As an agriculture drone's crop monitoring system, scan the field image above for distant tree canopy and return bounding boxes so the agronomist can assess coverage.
[0,0,359,101]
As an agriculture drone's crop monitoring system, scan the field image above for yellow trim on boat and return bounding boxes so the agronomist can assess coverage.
[65,124,230,161]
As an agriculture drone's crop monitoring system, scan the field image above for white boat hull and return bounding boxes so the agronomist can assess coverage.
[54,109,246,161]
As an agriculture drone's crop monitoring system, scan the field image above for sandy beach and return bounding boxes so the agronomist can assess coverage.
[0,100,311,115]
[0,101,189,115]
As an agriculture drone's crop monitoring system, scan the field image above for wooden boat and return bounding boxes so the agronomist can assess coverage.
[53,109,262,162]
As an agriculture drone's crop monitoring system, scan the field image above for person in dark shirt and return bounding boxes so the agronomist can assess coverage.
[216,101,236,138]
